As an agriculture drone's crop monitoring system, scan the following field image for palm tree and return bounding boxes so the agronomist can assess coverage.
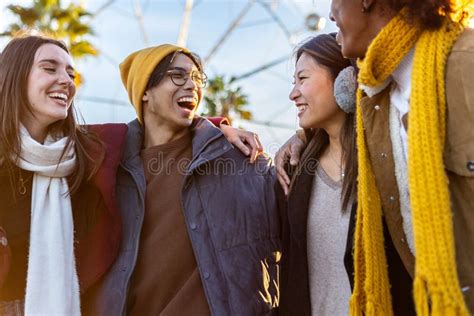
[201,75,252,125]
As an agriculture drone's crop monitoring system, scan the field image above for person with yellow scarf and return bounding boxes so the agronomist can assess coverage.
[275,0,473,315]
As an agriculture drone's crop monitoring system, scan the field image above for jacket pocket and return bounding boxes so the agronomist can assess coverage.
[218,239,281,315]
[444,130,474,178]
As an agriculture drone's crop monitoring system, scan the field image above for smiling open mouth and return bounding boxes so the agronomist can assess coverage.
[297,105,307,113]
[177,97,197,111]
[48,92,68,102]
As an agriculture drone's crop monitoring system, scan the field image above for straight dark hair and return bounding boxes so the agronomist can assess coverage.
[295,33,357,211]
[0,34,103,194]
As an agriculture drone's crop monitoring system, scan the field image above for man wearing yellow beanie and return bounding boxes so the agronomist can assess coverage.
[87,44,280,315]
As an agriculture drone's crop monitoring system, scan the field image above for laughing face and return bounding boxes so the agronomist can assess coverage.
[142,53,202,133]
[289,52,344,130]
[25,43,76,129]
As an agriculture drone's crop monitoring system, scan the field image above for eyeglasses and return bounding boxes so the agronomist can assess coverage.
[165,69,208,88]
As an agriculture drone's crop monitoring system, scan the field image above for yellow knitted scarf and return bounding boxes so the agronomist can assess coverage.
[351,7,470,316]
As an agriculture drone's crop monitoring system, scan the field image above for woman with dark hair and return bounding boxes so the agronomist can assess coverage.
[277,0,473,314]
[277,33,358,315]
[0,35,127,315]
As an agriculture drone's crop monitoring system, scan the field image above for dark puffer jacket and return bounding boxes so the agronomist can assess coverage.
[87,117,281,316]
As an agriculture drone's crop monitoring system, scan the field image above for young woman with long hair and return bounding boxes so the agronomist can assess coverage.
[0,34,127,315]
[277,33,358,315]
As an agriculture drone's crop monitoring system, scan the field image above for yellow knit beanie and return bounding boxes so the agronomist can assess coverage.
[119,44,190,123]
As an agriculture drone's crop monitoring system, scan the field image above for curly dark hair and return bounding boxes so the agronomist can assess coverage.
[386,0,470,29]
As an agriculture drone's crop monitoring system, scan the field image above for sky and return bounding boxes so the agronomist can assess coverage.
[0,0,337,157]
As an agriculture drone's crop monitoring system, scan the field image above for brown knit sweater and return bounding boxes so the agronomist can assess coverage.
[127,132,210,316]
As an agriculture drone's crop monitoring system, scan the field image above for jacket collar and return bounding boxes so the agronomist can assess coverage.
[122,117,232,172]
[359,48,414,98]
[188,116,232,171]
[121,119,144,172]
[359,78,391,98]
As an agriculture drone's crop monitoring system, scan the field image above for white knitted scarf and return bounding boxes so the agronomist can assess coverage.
[15,125,80,315]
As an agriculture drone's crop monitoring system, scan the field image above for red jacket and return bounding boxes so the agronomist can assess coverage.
[0,124,128,294]
[75,124,128,292]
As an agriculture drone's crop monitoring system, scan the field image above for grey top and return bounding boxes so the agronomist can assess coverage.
[307,165,351,316]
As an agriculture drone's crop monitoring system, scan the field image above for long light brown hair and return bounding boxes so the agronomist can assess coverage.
[0,35,103,193]
[295,33,357,211]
